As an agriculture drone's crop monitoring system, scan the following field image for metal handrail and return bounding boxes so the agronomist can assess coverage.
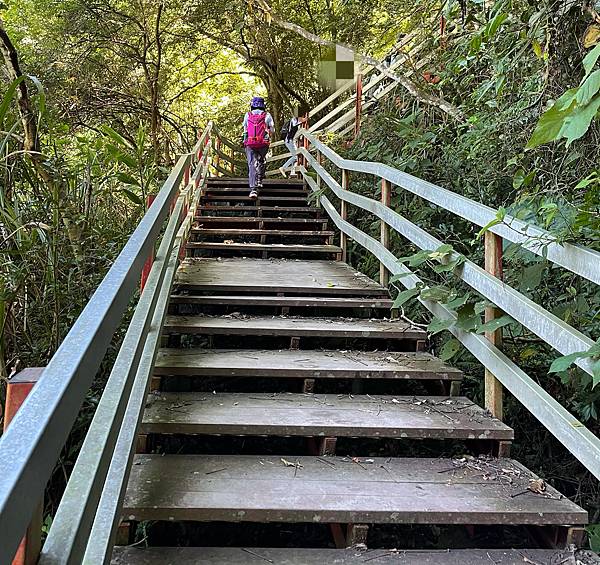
[301,149,597,375]
[296,134,600,481]
[0,123,212,564]
[81,152,211,565]
[301,130,600,285]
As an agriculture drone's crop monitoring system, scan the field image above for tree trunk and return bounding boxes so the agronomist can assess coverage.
[0,18,39,154]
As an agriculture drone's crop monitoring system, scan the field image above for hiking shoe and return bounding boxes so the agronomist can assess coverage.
[249,189,258,200]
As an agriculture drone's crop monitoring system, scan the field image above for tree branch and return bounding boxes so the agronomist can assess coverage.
[251,0,465,121]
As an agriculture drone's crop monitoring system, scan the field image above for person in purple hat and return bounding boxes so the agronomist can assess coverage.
[243,96,275,199]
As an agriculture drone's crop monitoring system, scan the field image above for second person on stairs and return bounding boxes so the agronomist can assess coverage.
[243,96,275,200]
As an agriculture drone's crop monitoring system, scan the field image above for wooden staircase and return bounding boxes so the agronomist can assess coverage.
[113,178,588,563]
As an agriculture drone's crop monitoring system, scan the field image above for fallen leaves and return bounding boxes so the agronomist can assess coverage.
[528,478,546,494]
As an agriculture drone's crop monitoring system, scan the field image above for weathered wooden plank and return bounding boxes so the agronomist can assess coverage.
[141,392,514,440]
[195,217,326,224]
[185,243,341,254]
[197,205,320,213]
[207,178,304,186]
[175,258,388,296]
[122,455,587,525]
[204,187,308,196]
[202,196,309,203]
[163,315,425,340]
[192,229,334,237]
[112,547,595,565]
[169,295,392,308]
[154,348,462,380]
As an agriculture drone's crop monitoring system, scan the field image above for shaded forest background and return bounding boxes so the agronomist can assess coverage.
[2,0,600,536]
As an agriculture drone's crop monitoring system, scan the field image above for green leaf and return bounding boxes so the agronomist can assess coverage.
[28,75,46,117]
[532,39,543,59]
[583,42,600,76]
[106,144,137,169]
[388,272,413,284]
[475,207,506,238]
[485,12,508,38]
[420,285,451,302]
[526,94,575,149]
[439,338,461,362]
[455,303,479,332]
[527,88,600,148]
[102,125,133,149]
[121,188,143,206]
[0,76,25,126]
[392,286,421,309]
[444,294,470,310]
[476,315,514,334]
[513,168,526,189]
[115,172,140,186]
[562,94,600,146]
[593,360,600,388]
[469,34,482,54]
[549,351,589,373]
[397,249,431,267]
[586,524,600,553]
[428,317,454,335]
[576,69,600,106]
[432,255,466,273]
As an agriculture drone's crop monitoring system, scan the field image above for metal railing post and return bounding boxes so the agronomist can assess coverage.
[316,150,322,191]
[4,368,44,565]
[380,178,391,286]
[354,74,363,139]
[484,231,504,419]
[341,170,349,262]
[214,138,221,175]
[303,115,310,167]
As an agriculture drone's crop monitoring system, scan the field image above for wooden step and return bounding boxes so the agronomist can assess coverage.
[201,195,310,203]
[154,349,462,381]
[191,229,333,237]
[195,217,326,225]
[169,295,393,309]
[141,392,513,440]
[204,187,308,196]
[197,205,320,214]
[112,547,592,565]
[175,258,389,297]
[186,242,341,254]
[122,454,587,525]
[163,315,425,340]
[207,178,304,186]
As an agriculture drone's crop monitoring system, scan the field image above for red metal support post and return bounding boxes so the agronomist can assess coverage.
[4,368,45,565]
[354,74,363,140]
[214,138,221,175]
[301,113,310,168]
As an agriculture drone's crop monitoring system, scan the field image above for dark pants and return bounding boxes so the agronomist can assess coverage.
[245,146,268,189]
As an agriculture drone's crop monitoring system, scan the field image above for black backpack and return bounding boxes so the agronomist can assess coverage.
[280,119,292,139]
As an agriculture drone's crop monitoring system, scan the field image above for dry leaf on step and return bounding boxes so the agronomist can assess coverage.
[584,24,600,48]
[281,458,302,468]
[528,478,546,494]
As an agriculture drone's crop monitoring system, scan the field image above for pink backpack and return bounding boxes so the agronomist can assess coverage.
[244,112,270,149]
